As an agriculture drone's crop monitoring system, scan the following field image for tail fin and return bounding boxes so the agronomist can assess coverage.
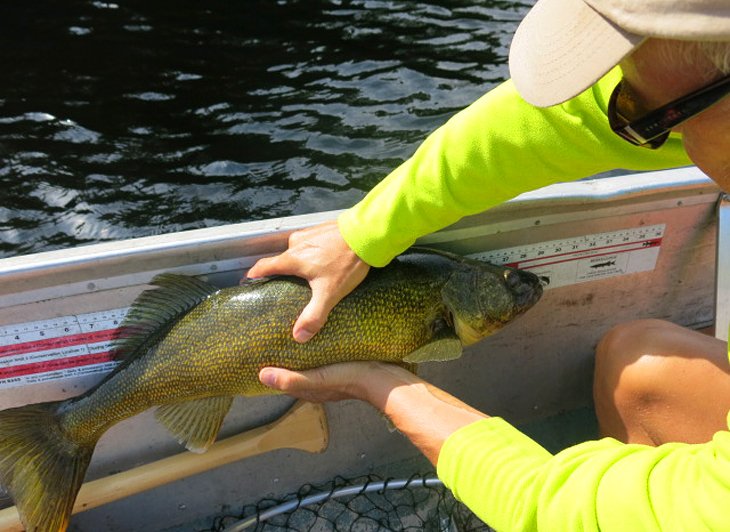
[0,401,95,532]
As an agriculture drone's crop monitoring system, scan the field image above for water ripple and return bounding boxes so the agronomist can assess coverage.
[0,0,532,258]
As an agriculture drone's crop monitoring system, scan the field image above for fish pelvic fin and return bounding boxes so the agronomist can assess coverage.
[155,396,234,453]
[0,401,95,532]
[112,273,219,361]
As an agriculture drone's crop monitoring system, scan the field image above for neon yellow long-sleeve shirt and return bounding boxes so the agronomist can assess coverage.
[338,70,730,530]
[437,417,730,531]
[337,68,690,267]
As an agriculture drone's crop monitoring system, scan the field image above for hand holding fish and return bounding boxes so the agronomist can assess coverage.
[259,361,488,465]
[259,361,382,403]
[247,220,370,343]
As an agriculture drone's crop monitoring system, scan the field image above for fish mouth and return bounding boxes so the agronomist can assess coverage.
[504,268,543,311]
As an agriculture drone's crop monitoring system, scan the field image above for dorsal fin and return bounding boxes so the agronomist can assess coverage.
[113,273,219,360]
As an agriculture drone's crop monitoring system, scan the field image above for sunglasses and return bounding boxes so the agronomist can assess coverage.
[608,74,730,149]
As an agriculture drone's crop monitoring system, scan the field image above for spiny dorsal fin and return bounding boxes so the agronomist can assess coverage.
[155,396,234,453]
[113,273,219,360]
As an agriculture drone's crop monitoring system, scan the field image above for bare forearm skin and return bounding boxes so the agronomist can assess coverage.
[355,364,488,464]
[259,362,487,464]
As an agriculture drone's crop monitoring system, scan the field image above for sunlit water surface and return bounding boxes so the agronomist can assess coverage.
[0,0,532,258]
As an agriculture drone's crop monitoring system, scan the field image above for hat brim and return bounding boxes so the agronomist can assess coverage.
[509,0,644,107]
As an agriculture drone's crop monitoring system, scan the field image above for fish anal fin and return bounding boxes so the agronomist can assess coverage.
[403,336,462,363]
[156,396,234,453]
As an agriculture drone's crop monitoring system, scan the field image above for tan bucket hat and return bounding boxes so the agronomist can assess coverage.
[509,0,730,107]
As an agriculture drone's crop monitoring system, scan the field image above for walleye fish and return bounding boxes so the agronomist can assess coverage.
[0,248,542,531]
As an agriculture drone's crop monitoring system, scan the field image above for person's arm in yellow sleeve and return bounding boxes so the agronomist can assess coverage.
[338,71,689,266]
[248,70,690,341]
[258,361,730,532]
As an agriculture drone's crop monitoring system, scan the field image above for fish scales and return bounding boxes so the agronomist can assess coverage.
[0,248,543,532]
[66,263,447,442]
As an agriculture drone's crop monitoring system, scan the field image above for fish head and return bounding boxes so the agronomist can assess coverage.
[441,259,543,346]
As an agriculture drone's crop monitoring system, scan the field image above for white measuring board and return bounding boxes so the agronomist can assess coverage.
[0,308,127,390]
[470,224,665,289]
[0,224,665,391]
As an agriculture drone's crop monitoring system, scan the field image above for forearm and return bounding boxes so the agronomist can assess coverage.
[260,362,730,531]
[259,362,487,464]
[357,365,487,464]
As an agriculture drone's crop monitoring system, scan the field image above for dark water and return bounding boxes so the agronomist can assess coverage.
[0,0,530,258]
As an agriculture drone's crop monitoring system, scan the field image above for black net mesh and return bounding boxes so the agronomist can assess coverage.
[203,474,494,532]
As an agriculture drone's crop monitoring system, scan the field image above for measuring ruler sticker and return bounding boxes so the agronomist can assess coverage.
[471,224,665,289]
[0,308,128,390]
[0,225,665,389]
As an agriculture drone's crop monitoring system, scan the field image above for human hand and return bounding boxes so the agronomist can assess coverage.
[259,361,487,465]
[246,220,370,343]
[258,361,402,404]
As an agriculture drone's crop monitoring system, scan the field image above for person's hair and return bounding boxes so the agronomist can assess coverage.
[698,41,730,75]
[658,40,730,78]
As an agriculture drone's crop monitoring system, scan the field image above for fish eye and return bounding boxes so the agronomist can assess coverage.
[503,269,521,288]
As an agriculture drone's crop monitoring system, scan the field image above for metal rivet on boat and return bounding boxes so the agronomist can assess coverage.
[87,282,96,291]
[210,264,218,271]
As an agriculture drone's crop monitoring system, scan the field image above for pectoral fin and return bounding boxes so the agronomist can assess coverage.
[403,335,462,363]
[156,396,234,453]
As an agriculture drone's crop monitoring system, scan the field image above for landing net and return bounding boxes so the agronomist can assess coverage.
[204,473,494,532]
